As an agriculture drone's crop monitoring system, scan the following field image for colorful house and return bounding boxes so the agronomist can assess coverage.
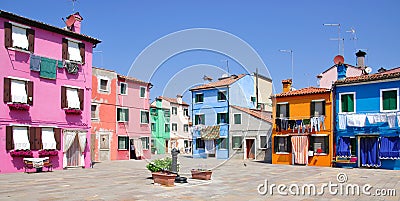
[116,75,152,160]
[150,100,170,155]
[190,73,272,159]
[91,67,117,161]
[271,79,333,167]
[0,10,100,173]
[333,67,400,170]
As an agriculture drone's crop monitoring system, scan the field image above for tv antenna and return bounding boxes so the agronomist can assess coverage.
[346,27,358,52]
[71,0,77,12]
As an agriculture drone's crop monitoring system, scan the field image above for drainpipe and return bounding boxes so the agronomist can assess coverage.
[191,90,194,157]
[227,85,230,159]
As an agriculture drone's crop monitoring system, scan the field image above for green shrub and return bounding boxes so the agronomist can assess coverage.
[146,157,174,172]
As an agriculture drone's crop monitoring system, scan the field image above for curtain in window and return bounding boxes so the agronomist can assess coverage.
[42,128,56,150]
[205,140,215,154]
[78,131,87,166]
[68,41,82,62]
[291,136,308,165]
[12,26,29,50]
[11,79,27,103]
[379,137,400,159]
[66,88,80,109]
[360,137,381,167]
[63,130,76,168]
[337,137,351,157]
[141,111,148,123]
[134,139,144,158]
[13,127,30,150]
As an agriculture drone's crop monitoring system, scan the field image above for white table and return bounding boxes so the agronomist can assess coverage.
[23,157,49,168]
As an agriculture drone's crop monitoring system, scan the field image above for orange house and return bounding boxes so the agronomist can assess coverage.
[271,79,333,167]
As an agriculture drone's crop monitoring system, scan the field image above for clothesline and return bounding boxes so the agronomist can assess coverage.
[276,115,326,120]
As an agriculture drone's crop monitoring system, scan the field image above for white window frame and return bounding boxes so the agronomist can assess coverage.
[195,93,204,103]
[276,102,289,118]
[275,135,290,154]
[140,136,150,150]
[233,113,242,125]
[140,110,149,124]
[311,99,325,116]
[119,82,128,95]
[183,124,189,132]
[91,104,99,120]
[10,78,28,104]
[339,92,356,114]
[10,22,30,52]
[139,86,146,98]
[117,135,129,150]
[380,88,399,112]
[218,137,228,150]
[217,112,228,125]
[171,123,178,132]
[41,127,57,150]
[98,77,110,93]
[195,113,205,125]
[259,135,268,150]
[12,126,30,150]
[310,134,329,156]
[217,90,227,101]
[232,136,243,150]
[65,37,83,63]
[116,107,129,122]
[65,86,81,109]
[172,107,178,115]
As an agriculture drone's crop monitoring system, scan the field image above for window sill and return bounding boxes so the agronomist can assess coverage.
[380,110,399,113]
[218,100,227,102]
[118,121,128,123]
[98,90,110,93]
[119,93,128,96]
[275,152,290,155]
[7,103,30,111]
[91,118,99,121]
[7,47,31,54]
[64,108,82,115]
[65,60,83,65]
[313,153,328,156]
[118,149,128,151]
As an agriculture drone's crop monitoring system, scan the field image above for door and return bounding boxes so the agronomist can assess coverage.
[99,133,110,161]
[359,136,380,168]
[90,134,95,162]
[66,135,81,167]
[246,139,255,159]
[165,140,169,154]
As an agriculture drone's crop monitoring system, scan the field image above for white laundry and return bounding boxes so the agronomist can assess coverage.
[205,140,215,154]
[339,114,347,130]
[346,114,355,127]
[397,113,400,127]
[387,113,396,128]
[353,114,366,127]
[378,113,387,123]
[366,113,377,124]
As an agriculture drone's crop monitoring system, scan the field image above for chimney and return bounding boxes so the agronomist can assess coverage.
[176,94,183,104]
[356,50,367,68]
[282,79,292,93]
[66,12,83,33]
[378,67,387,73]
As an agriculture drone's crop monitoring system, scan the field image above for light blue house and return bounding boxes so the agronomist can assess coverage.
[333,67,400,170]
[190,74,271,159]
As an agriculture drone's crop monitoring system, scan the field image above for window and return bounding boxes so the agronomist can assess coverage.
[381,88,398,112]
[12,126,30,150]
[217,137,228,149]
[61,86,83,110]
[140,111,149,124]
[164,109,170,117]
[151,123,156,131]
[195,114,205,125]
[276,103,289,118]
[311,100,325,117]
[274,136,291,153]
[172,123,177,131]
[309,136,329,154]
[218,91,227,101]
[117,108,129,122]
[195,93,204,103]
[41,127,56,150]
[350,137,356,156]
[3,78,33,105]
[165,124,170,132]
[62,38,85,63]
[91,105,98,120]
[6,126,61,151]
[183,108,189,116]
[184,124,189,132]
[117,136,129,150]
[234,113,242,124]
[140,87,146,98]
[4,22,35,52]
[196,138,205,149]
[340,93,355,113]
[141,137,150,150]
[119,82,127,95]
[172,107,177,115]
[99,79,108,92]
[259,135,268,149]
[217,113,228,124]
[251,96,256,103]
[232,136,243,149]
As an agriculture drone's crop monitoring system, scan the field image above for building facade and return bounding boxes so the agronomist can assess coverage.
[0,10,100,173]
[150,98,170,155]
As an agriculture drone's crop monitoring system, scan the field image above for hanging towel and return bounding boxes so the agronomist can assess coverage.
[291,136,309,165]
[205,140,215,154]
[338,114,347,130]
[397,112,400,127]
[353,114,366,127]
[387,113,396,128]
[346,114,356,127]
[57,60,64,68]
[30,55,41,71]
[66,61,79,74]
[378,113,387,123]
[366,113,376,124]
[40,57,57,79]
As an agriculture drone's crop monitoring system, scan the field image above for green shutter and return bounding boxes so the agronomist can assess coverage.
[348,94,354,112]
[217,113,221,124]
[383,90,397,111]
[321,101,326,116]
[310,101,315,117]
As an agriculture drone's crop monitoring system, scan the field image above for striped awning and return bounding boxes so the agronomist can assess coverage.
[201,125,220,140]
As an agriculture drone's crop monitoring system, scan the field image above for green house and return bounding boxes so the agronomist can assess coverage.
[150,98,170,154]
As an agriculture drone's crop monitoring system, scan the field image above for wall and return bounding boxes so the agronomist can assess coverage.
[230,75,255,108]
[319,66,363,89]
[150,99,169,154]
[253,74,273,112]
[168,102,190,153]
[0,17,95,173]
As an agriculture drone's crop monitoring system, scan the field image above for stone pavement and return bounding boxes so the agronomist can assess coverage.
[0,155,399,201]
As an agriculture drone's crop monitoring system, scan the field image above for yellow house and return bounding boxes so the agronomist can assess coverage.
[271,79,333,167]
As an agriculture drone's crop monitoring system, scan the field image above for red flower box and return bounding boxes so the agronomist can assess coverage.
[10,150,33,157]
[38,149,58,157]
[7,103,30,111]
[64,108,82,114]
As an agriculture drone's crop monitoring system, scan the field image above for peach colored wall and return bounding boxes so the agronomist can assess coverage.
[319,66,363,89]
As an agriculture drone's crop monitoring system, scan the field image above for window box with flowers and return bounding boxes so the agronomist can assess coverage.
[7,103,30,111]
[38,149,58,157]
[10,150,33,158]
[64,108,82,115]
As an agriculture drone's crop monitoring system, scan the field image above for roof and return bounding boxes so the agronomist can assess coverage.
[0,10,101,44]
[321,64,360,75]
[230,105,272,123]
[274,87,330,97]
[92,66,116,73]
[157,96,189,106]
[334,71,400,85]
[190,74,246,91]
[117,75,150,85]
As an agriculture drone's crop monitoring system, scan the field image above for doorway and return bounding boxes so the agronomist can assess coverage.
[99,133,110,161]
[246,139,255,159]
[358,136,380,167]
[66,134,81,167]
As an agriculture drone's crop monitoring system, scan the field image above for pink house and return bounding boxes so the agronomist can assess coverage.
[116,75,152,160]
[0,10,100,173]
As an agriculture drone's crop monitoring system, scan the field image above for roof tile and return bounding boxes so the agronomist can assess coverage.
[275,87,330,97]
[190,74,246,91]
[231,105,272,123]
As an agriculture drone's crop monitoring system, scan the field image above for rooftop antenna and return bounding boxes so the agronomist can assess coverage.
[221,59,229,76]
[71,0,77,12]
[346,27,358,52]
[323,23,344,56]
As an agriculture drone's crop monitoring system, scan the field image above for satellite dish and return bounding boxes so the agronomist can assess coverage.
[365,67,372,74]
[334,55,345,65]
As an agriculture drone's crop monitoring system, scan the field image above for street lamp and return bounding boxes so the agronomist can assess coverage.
[323,23,342,55]
[279,49,294,83]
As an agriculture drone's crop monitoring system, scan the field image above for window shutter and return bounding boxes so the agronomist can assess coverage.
[348,95,354,112]
[27,28,35,52]
[125,137,129,150]
[79,43,85,64]
[61,86,67,108]
[54,128,62,150]
[62,38,68,60]
[29,127,41,150]
[3,78,11,103]
[324,136,329,153]
[322,101,326,116]
[26,81,33,105]
[217,113,221,124]
[276,104,280,118]
[286,104,290,118]
[4,22,12,48]
[310,101,315,117]
[6,126,13,150]
[287,136,292,153]
[78,88,84,110]
[29,127,35,150]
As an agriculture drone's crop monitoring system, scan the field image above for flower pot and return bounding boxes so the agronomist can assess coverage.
[191,170,212,180]
[151,172,177,187]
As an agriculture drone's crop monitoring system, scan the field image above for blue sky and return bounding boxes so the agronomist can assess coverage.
[2,1,400,103]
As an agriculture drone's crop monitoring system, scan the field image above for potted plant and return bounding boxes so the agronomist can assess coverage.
[191,168,213,180]
[38,149,58,157]
[10,150,33,158]
[146,157,177,187]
